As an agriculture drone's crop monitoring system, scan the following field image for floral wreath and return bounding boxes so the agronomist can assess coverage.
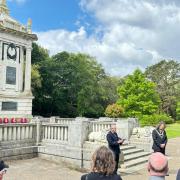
[7,43,17,60]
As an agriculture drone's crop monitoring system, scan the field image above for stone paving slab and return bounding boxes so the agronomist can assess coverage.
[3,137,180,180]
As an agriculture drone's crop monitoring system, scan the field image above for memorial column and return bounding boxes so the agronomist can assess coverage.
[24,46,32,94]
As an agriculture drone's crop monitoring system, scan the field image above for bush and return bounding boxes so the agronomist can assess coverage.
[140,114,174,127]
[105,104,124,118]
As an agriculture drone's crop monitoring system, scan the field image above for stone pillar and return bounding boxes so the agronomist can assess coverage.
[24,46,32,93]
[2,62,6,91]
[16,59,19,92]
[32,117,42,145]
[20,46,24,91]
[68,117,90,168]
[116,118,139,140]
[0,41,2,61]
[36,121,42,145]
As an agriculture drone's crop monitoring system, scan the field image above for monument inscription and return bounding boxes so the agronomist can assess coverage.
[6,66,16,85]
[2,102,17,111]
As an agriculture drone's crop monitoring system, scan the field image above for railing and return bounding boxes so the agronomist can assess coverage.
[91,121,112,132]
[55,118,75,124]
[0,123,36,142]
[42,124,68,142]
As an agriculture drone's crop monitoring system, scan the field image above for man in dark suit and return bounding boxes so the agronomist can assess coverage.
[107,124,124,174]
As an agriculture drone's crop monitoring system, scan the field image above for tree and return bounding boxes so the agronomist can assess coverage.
[145,60,180,119]
[176,102,180,120]
[117,69,160,117]
[105,104,124,118]
[31,43,49,64]
[32,49,118,117]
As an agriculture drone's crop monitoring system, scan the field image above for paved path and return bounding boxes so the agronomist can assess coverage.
[3,138,180,180]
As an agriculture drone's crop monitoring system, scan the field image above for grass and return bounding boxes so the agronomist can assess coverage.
[166,122,180,139]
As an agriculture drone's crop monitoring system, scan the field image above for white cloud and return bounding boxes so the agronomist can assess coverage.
[37,0,180,76]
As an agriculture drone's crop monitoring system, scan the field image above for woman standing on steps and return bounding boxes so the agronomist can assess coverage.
[152,121,168,155]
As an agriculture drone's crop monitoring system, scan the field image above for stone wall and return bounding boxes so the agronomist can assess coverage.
[0,117,152,169]
[0,123,38,161]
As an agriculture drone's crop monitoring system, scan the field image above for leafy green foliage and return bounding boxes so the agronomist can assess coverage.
[105,104,124,118]
[140,114,174,127]
[145,60,180,119]
[31,44,119,117]
[176,102,180,120]
[117,69,160,117]
[31,64,42,91]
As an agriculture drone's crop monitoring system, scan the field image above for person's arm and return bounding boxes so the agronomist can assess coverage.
[164,131,168,145]
[107,133,119,146]
[152,130,161,147]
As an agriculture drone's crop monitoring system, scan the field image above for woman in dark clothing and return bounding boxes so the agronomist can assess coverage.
[81,146,122,180]
[152,121,167,155]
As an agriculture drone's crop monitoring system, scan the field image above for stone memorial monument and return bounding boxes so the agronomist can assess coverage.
[0,0,37,118]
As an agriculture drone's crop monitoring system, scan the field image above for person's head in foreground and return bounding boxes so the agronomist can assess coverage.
[148,152,168,179]
[81,146,122,180]
[91,146,115,175]
[110,124,117,134]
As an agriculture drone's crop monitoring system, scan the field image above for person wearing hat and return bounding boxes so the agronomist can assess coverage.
[148,152,168,180]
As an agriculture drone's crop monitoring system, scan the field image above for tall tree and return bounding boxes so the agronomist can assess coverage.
[145,60,180,119]
[32,49,118,117]
[117,69,160,117]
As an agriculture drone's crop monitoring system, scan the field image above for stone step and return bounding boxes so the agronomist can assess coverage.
[122,148,144,155]
[124,151,150,162]
[83,141,136,151]
[120,145,136,151]
[120,156,149,169]
[119,163,147,174]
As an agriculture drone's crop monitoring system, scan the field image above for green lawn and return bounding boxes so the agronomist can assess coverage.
[166,122,180,139]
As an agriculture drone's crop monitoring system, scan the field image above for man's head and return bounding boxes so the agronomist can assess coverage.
[148,152,168,177]
[110,124,117,133]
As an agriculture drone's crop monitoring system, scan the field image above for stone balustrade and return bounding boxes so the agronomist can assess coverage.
[0,123,36,142]
[42,123,68,142]
[55,118,75,124]
[91,121,112,132]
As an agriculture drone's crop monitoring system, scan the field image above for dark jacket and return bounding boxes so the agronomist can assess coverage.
[81,172,122,180]
[177,169,180,180]
[152,129,167,152]
[107,131,121,154]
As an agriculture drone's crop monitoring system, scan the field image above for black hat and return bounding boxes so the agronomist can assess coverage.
[0,161,9,171]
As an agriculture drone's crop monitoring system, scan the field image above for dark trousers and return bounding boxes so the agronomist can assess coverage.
[114,153,120,174]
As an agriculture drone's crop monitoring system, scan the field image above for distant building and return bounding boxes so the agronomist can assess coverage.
[0,0,37,118]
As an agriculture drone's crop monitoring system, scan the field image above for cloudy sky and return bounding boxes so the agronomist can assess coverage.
[8,0,180,76]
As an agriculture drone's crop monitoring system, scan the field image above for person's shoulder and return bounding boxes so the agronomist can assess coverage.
[112,174,122,180]
[107,131,111,136]
[152,129,157,134]
[81,174,87,180]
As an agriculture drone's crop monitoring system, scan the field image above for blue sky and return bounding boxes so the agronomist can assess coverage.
[8,0,90,32]
[7,0,180,76]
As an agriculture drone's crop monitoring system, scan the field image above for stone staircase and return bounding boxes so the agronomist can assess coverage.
[83,141,151,173]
